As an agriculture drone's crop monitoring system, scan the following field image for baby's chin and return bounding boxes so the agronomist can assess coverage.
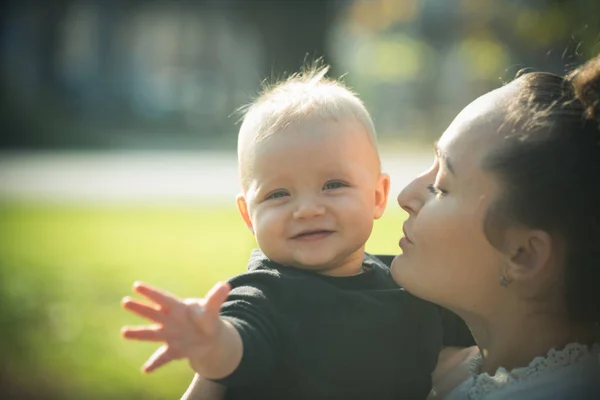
[267,253,328,270]
[287,257,336,272]
[287,256,356,276]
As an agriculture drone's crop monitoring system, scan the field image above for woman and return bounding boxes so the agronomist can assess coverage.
[393,54,600,399]
[182,55,600,399]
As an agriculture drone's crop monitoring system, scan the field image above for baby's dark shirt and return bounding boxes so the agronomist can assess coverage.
[213,250,473,400]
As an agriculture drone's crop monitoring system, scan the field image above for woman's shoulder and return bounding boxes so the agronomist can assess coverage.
[485,351,600,399]
[448,343,600,400]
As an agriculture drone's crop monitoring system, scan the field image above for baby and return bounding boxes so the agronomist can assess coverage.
[121,65,471,400]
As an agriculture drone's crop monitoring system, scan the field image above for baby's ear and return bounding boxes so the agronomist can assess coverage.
[236,194,254,233]
[373,173,391,219]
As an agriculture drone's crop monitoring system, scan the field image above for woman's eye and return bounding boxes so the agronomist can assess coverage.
[324,181,346,190]
[266,190,289,200]
[426,184,447,197]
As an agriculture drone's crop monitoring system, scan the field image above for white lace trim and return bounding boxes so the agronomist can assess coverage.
[463,342,600,399]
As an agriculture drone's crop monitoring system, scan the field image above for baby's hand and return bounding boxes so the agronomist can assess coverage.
[121,281,230,373]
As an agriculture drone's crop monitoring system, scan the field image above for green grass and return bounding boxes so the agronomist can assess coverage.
[0,202,406,399]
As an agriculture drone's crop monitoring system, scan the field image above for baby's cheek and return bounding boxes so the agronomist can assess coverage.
[255,213,278,238]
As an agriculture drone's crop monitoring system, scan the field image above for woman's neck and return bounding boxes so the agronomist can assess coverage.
[464,307,598,375]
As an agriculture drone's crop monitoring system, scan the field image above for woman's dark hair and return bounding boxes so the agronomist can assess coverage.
[482,54,600,324]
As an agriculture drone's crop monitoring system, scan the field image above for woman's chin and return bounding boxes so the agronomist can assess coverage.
[391,255,432,299]
[390,254,412,287]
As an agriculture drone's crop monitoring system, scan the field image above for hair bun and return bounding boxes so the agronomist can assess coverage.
[570,54,600,122]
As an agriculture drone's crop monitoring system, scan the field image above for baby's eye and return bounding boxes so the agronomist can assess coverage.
[265,190,289,200]
[323,181,347,190]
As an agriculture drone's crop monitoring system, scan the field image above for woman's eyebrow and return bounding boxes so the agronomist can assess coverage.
[434,141,455,175]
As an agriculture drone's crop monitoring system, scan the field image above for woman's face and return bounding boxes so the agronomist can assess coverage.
[391,86,516,316]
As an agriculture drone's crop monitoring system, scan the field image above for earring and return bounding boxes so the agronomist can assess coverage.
[499,275,511,288]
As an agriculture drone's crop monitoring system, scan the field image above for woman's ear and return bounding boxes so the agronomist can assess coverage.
[374,173,391,219]
[236,194,254,233]
[504,228,553,281]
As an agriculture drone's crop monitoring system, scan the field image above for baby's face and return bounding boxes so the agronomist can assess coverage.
[238,118,389,276]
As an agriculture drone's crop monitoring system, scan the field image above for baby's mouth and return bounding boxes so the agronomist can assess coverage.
[291,230,335,241]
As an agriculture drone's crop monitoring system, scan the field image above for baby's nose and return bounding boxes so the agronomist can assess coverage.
[293,197,325,219]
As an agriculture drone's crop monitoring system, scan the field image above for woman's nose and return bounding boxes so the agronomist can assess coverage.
[397,173,431,216]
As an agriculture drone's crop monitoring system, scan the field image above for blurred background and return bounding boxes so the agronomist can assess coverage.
[0,0,599,399]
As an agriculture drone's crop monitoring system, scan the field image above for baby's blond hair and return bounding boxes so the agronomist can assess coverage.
[237,63,378,190]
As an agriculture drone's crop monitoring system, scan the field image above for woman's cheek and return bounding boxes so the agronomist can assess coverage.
[416,203,462,262]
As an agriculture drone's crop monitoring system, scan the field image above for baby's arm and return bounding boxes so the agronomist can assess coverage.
[181,374,226,400]
[429,307,477,397]
[121,281,242,379]
[440,307,474,348]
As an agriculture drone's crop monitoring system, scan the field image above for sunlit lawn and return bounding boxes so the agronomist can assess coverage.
[0,202,405,399]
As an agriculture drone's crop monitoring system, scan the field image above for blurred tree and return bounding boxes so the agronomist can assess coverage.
[1,0,599,149]
[233,0,340,76]
[37,0,71,96]
[0,0,342,149]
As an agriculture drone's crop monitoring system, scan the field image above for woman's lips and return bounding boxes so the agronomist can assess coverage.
[399,236,413,249]
[401,225,414,247]
[399,227,414,249]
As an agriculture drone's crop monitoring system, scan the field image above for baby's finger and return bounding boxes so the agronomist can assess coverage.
[132,282,182,310]
[121,325,166,342]
[122,297,167,323]
[142,345,174,373]
[186,282,230,334]
[203,282,231,318]
[184,297,206,314]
